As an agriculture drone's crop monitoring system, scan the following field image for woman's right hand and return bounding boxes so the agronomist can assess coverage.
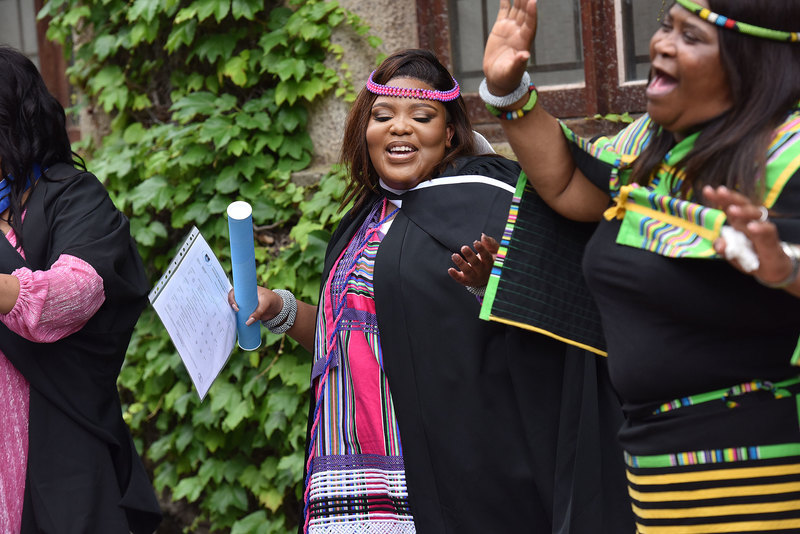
[228,286,282,326]
[484,0,538,96]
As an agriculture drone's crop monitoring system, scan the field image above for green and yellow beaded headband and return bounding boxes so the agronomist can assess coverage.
[674,0,799,42]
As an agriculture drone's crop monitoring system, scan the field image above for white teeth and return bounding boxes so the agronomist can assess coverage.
[389,146,414,153]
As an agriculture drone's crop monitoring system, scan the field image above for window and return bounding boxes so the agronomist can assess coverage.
[0,0,77,140]
[418,0,663,122]
[0,0,41,68]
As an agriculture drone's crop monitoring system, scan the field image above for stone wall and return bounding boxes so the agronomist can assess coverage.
[305,0,419,169]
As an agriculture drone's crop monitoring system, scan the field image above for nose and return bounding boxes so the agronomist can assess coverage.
[651,32,676,59]
[389,115,412,135]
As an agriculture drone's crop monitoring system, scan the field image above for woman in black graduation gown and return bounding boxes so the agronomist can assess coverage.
[235,48,631,533]
[0,46,161,533]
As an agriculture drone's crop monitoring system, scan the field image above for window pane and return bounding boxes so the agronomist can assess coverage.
[0,0,40,69]
[449,0,584,92]
[619,0,663,82]
[531,0,584,86]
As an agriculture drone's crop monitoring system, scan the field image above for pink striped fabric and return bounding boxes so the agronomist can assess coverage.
[306,199,414,533]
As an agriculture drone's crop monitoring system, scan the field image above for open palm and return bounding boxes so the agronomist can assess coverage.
[483,0,538,94]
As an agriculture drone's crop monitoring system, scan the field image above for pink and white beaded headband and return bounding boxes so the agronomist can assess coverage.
[366,71,461,102]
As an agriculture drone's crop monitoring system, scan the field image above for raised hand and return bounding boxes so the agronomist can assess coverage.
[704,185,796,288]
[448,234,501,289]
[483,0,538,95]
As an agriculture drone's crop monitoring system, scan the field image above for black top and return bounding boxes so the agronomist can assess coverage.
[582,162,800,453]
[0,164,161,533]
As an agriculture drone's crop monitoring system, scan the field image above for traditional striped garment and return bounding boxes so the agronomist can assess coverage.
[626,449,800,534]
[563,104,800,260]
[572,106,800,533]
[305,198,414,534]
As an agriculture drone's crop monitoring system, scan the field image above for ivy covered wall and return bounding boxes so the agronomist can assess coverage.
[39,0,384,531]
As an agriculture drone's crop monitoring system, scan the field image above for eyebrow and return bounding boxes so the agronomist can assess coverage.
[668,6,716,38]
[371,101,439,112]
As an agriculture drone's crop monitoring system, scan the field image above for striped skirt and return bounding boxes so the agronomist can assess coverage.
[626,444,800,533]
[621,377,800,533]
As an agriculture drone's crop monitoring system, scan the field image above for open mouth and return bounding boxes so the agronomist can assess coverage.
[387,143,418,157]
[647,68,678,96]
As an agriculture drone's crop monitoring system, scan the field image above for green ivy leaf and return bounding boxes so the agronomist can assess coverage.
[232,0,262,20]
[128,0,160,23]
[223,53,250,87]
[165,20,197,53]
[48,0,380,530]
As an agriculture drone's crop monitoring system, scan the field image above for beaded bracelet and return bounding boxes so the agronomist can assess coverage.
[262,289,298,334]
[485,85,538,120]
[478,72,532,108]
[465,285,486,297]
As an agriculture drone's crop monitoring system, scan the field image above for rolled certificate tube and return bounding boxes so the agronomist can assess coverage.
[227,201,262,351]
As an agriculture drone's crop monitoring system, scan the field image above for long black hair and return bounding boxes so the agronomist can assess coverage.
[0,46,84,236]
[631,0,800,203]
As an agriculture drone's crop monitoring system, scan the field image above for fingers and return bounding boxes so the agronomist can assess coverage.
[228,288,238,311]
[485,0,537,91]
[703,185,748,211]
[480,233,500,255]
[497,0,511,18]
[748,222,794,284]
[461,242,482,265]
[450,239,496,289]
[704,185,769,230]
[447,266,467,284]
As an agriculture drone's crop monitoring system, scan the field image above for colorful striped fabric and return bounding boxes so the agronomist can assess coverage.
[625,374,800,533]
[625,446,800,533]
[306,199,414,533]
[609,184,726,258]
[562,105,800,259]
[653,376,800,415]
[480,173,607,356]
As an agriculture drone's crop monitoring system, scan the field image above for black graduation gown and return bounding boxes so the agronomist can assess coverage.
[0,164,161,534]
[308,156,631,533]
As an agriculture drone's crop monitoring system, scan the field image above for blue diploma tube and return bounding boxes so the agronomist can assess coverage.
[227,201,262,351]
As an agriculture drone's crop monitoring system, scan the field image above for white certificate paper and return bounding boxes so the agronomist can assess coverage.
[148,227,237,400]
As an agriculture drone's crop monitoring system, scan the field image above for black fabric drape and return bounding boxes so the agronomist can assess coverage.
[0,163,161,534]
[301,156,632,533]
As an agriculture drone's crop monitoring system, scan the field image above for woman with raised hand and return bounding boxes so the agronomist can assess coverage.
[481,0,800,531]
[233,48,593,533]
[0,47,161,532]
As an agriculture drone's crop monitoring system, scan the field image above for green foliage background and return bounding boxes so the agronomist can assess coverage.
[39,0,379,531]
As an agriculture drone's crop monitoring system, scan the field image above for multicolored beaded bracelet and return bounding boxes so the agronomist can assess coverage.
[485,85,537,120]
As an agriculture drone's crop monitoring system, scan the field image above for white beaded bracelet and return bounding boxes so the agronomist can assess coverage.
[478,71,532,108]
[465,285,486,297]
[262,289,298,334]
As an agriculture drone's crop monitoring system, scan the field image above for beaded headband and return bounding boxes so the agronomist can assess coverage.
[674,0,799,43]
[366,71,461,102]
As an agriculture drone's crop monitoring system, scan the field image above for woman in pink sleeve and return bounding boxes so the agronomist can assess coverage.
[0,46,161,533]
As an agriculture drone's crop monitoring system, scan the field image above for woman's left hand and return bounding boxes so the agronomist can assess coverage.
[448,234,500,288]
[704,185,798,294]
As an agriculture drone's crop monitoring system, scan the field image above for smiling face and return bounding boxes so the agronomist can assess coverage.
[646,0,733,139]
[365,77,454,190]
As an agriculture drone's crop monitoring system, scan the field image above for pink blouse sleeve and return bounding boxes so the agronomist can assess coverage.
[1,254,105,343]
